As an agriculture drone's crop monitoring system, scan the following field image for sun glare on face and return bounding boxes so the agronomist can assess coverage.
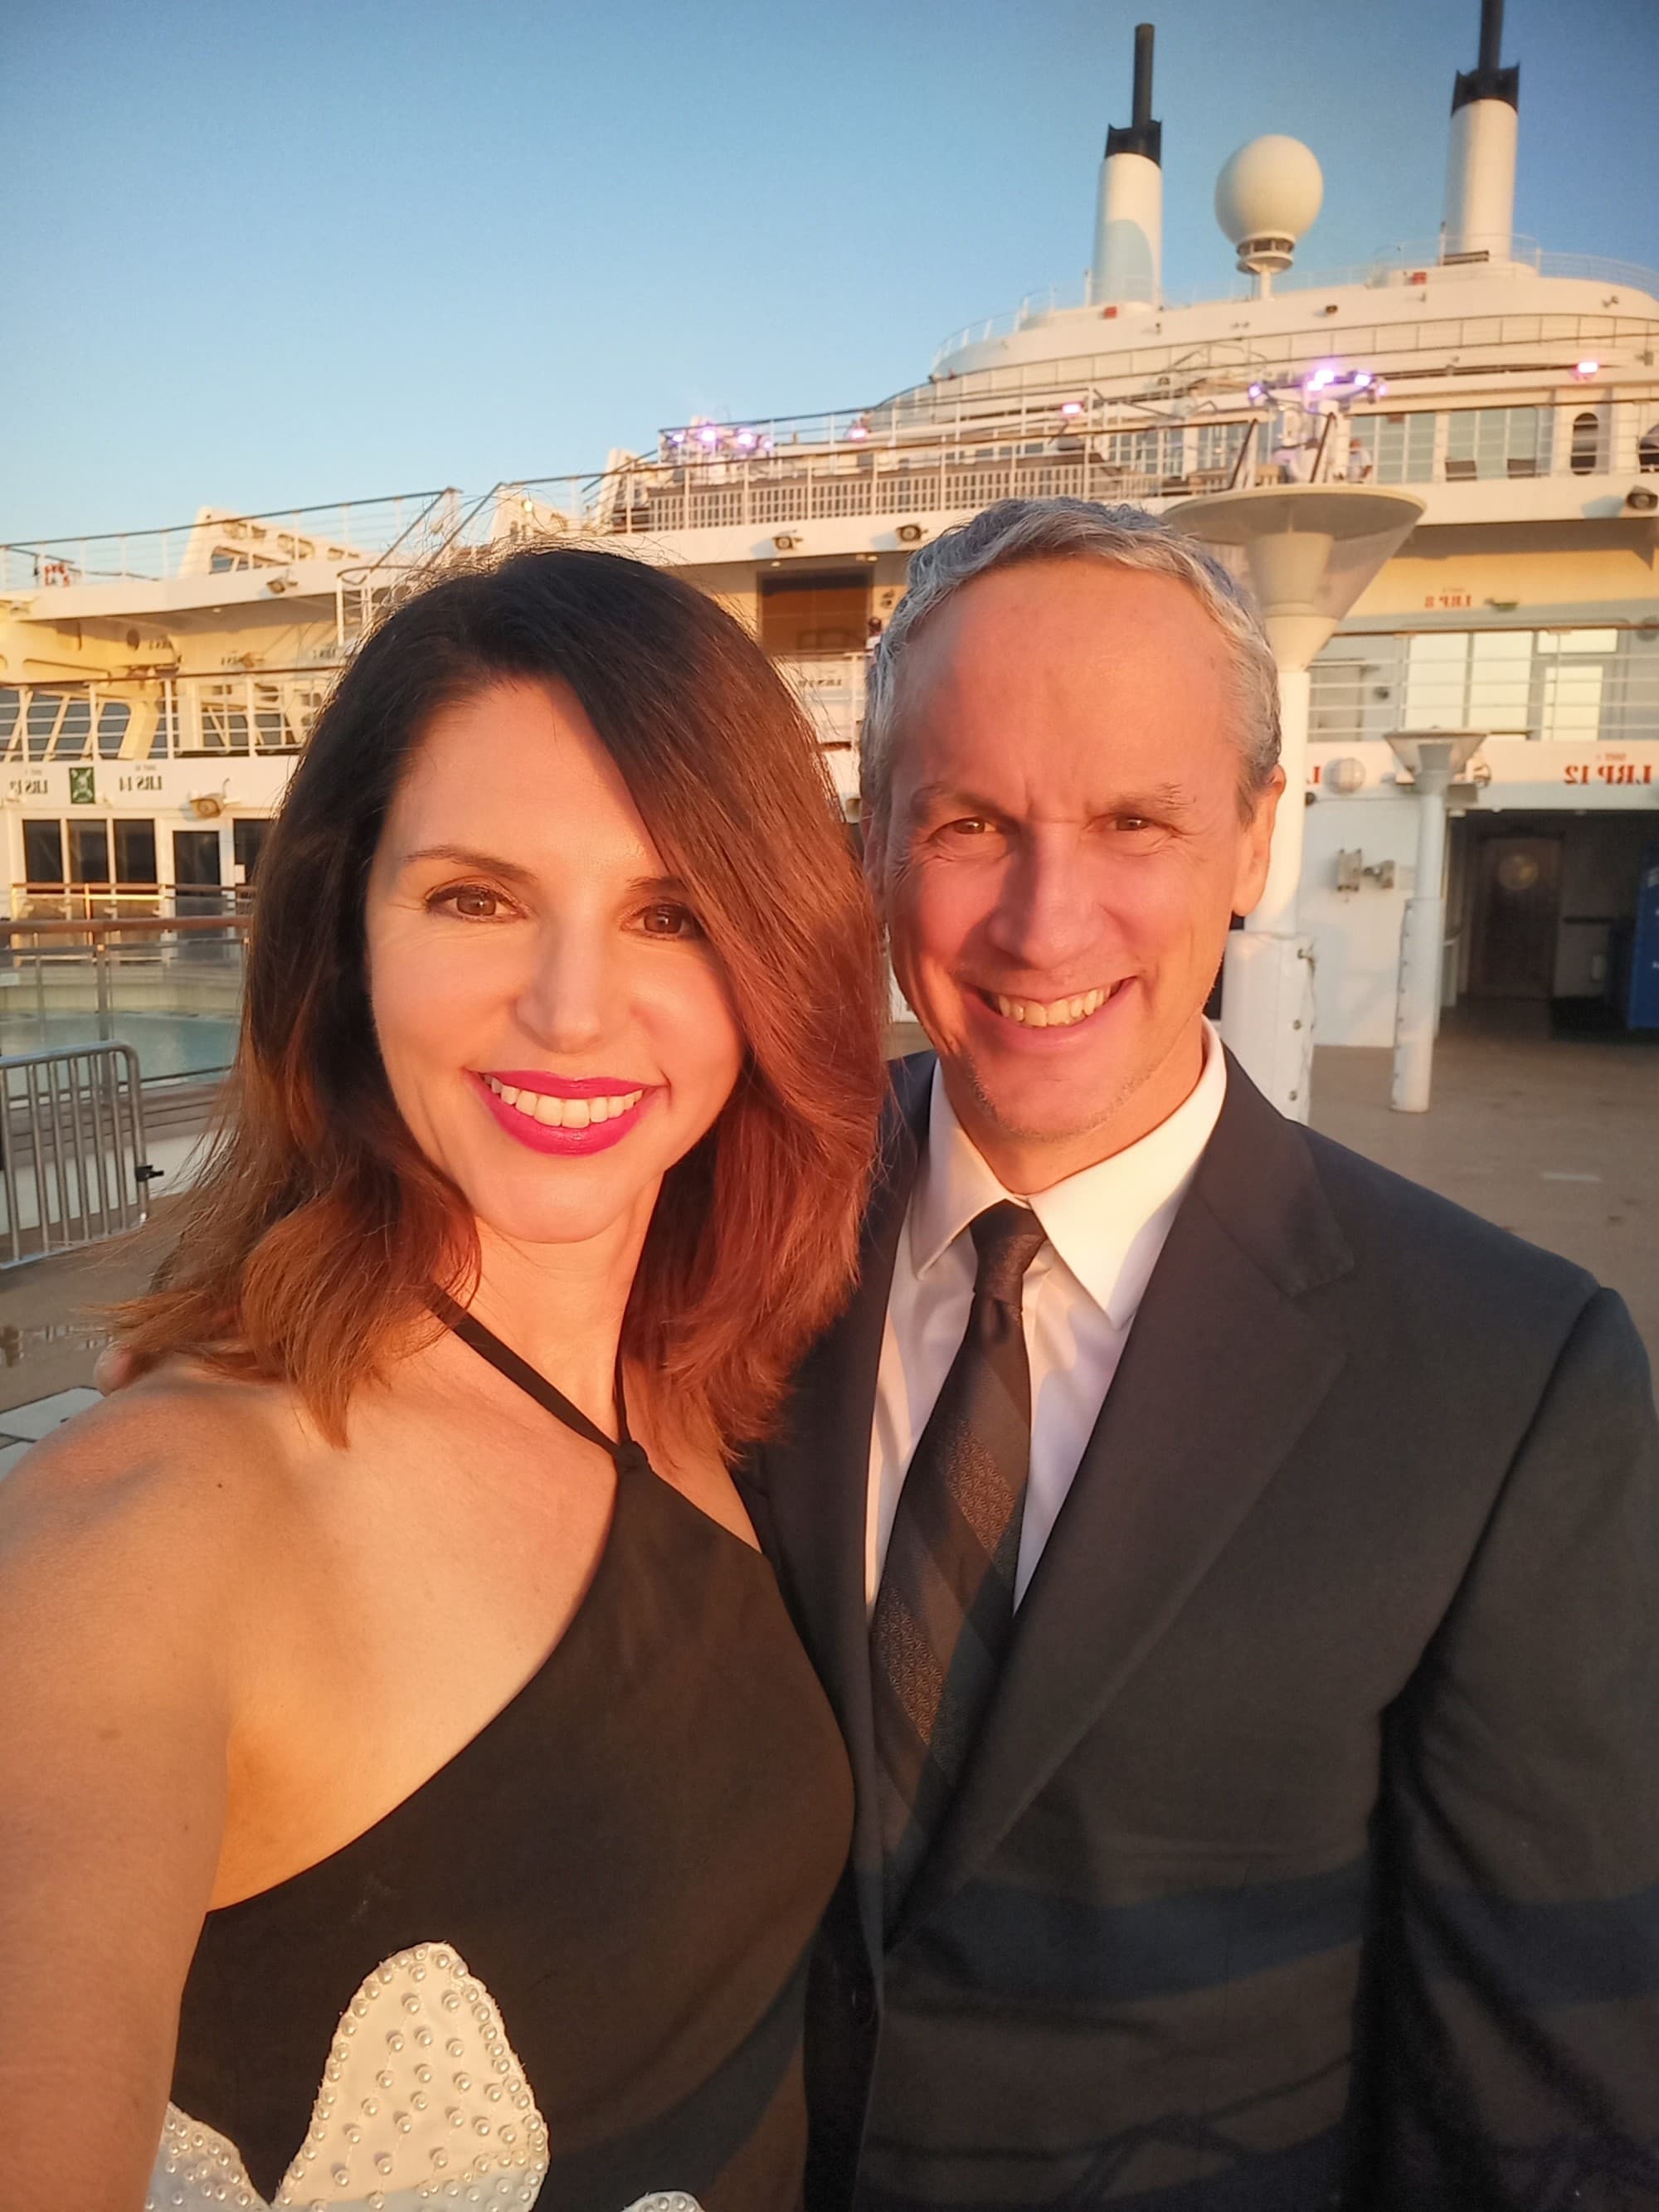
[363,678,745,1257]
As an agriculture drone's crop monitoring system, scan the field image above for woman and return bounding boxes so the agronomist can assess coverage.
[0,548,888,2211]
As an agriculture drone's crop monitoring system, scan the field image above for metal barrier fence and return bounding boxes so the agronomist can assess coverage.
[0,1043,156,1266]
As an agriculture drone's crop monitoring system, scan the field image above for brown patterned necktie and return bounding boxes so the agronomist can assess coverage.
[871,1199,1048,1930]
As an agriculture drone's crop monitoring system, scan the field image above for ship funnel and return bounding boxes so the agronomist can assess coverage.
[1089,22,1162,310]
[1214,136,1323,299]
[1443,0,1519,261]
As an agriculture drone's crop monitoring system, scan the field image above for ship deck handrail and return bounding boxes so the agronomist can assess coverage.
[933,241,1659,363]
[0,488,456,593]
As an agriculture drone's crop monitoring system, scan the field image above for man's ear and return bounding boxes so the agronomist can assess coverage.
[861,813,889,925]
[1230,766,1285,919]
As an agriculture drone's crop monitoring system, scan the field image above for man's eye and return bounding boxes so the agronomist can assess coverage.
[430,884,506,920]
[1113,815,1155,834]
[943,817,995,839]
[639,902,703,940]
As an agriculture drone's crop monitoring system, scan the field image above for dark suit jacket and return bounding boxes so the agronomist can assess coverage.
[741,1051,1659,2212]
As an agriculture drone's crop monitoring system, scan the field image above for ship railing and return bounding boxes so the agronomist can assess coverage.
[0,1042,155,1268]
[1307,635,1659,751]
[0,914,248,1093]
[0,489,454,596]
[932,240,1659,363]
[0,668,342,765]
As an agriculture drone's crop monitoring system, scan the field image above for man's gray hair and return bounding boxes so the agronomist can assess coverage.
[861,498,1280,829]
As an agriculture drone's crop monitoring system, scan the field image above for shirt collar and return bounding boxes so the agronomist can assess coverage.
[910,1021,1228,1330]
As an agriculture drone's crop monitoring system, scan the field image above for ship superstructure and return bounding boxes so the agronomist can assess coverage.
[4,0,1657,1047]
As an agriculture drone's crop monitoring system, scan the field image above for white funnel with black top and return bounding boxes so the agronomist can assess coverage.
[1090,22,1161,309]
[1443,0,1519,261]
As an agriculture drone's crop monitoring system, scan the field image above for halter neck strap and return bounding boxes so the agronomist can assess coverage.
[430,1288,643,1471]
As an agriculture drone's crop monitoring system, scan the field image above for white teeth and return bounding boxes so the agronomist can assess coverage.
[484,1076,647,1128]
[991,987,1110,1028]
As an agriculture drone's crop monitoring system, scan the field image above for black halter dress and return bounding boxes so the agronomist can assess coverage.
[150,1310,854,2212]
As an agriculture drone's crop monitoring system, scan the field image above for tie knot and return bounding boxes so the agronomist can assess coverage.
[969,1202,1047,1305]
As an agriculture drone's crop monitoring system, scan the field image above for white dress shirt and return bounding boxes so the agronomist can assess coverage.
[867,1021,1228,1612]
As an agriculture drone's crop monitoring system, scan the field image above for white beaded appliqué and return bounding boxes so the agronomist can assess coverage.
[144,1939,703,2211]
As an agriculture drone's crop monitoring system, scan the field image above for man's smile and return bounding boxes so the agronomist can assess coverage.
[976,981,1130,1030]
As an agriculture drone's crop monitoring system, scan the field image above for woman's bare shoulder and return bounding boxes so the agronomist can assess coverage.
[0,1362,305,1592]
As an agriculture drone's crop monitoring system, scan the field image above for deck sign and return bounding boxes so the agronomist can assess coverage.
[67,767,95,806]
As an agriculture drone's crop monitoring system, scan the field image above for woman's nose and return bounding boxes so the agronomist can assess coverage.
[514,920,610,1053]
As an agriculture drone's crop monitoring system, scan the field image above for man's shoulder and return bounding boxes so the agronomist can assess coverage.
[1301,1121,1594,1296]
[1199,1066,1605,1383]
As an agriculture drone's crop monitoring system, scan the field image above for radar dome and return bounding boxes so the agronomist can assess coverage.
[1214,136,1323,278]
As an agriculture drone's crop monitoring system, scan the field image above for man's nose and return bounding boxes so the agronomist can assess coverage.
[985,838,1101,973]
[514,918,610,1053]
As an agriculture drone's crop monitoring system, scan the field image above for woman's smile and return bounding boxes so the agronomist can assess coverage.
[470,1069,656,1155]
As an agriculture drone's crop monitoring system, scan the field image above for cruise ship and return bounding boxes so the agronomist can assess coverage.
[3,0,1657,1075]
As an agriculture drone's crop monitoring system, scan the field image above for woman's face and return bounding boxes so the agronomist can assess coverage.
[365,678,745,1257]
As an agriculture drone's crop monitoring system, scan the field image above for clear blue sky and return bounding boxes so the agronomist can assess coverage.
[5,0,1654,543]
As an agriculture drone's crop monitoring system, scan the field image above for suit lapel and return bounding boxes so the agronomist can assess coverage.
[758,1055,934,1962]
[893,1062,1355,1943]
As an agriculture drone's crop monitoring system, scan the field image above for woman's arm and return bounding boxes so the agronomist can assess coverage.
[0,1393,254,2212]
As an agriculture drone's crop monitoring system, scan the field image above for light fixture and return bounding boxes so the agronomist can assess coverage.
[1352,371,1373,390]
[772,532,799,552]
[520,496,535,513]
[187,792,226,819]
[897,523,924,544]
[698,425,720,447]
[1324,756,1368,795]
[1247,381,1267,403]
[845,423,870,442]
[1573,358,1601,380]
[1625,486,1659,513]
[1059,400,1084,418]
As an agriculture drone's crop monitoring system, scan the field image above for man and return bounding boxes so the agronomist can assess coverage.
[743,499,1659,2210]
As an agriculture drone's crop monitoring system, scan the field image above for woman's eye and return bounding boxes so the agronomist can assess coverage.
[431,885,506,920]
[638,902,703,940]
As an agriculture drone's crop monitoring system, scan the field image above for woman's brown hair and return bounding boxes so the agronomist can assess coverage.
[116,547,888,1456]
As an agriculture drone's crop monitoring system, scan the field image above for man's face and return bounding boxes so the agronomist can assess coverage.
[870,560,1282,1191]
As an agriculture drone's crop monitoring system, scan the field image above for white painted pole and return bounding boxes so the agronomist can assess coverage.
[1391,750,1454,1113]
[1248,664,1311,936]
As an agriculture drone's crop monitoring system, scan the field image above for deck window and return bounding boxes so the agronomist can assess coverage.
[1444,407,1552,481]
[97,701,132,758]
[1639,422,1659,473]
[114,819,158,888]
[1349,412,1437,484]
[22,819,64,887]
[1569,410,1603,474]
